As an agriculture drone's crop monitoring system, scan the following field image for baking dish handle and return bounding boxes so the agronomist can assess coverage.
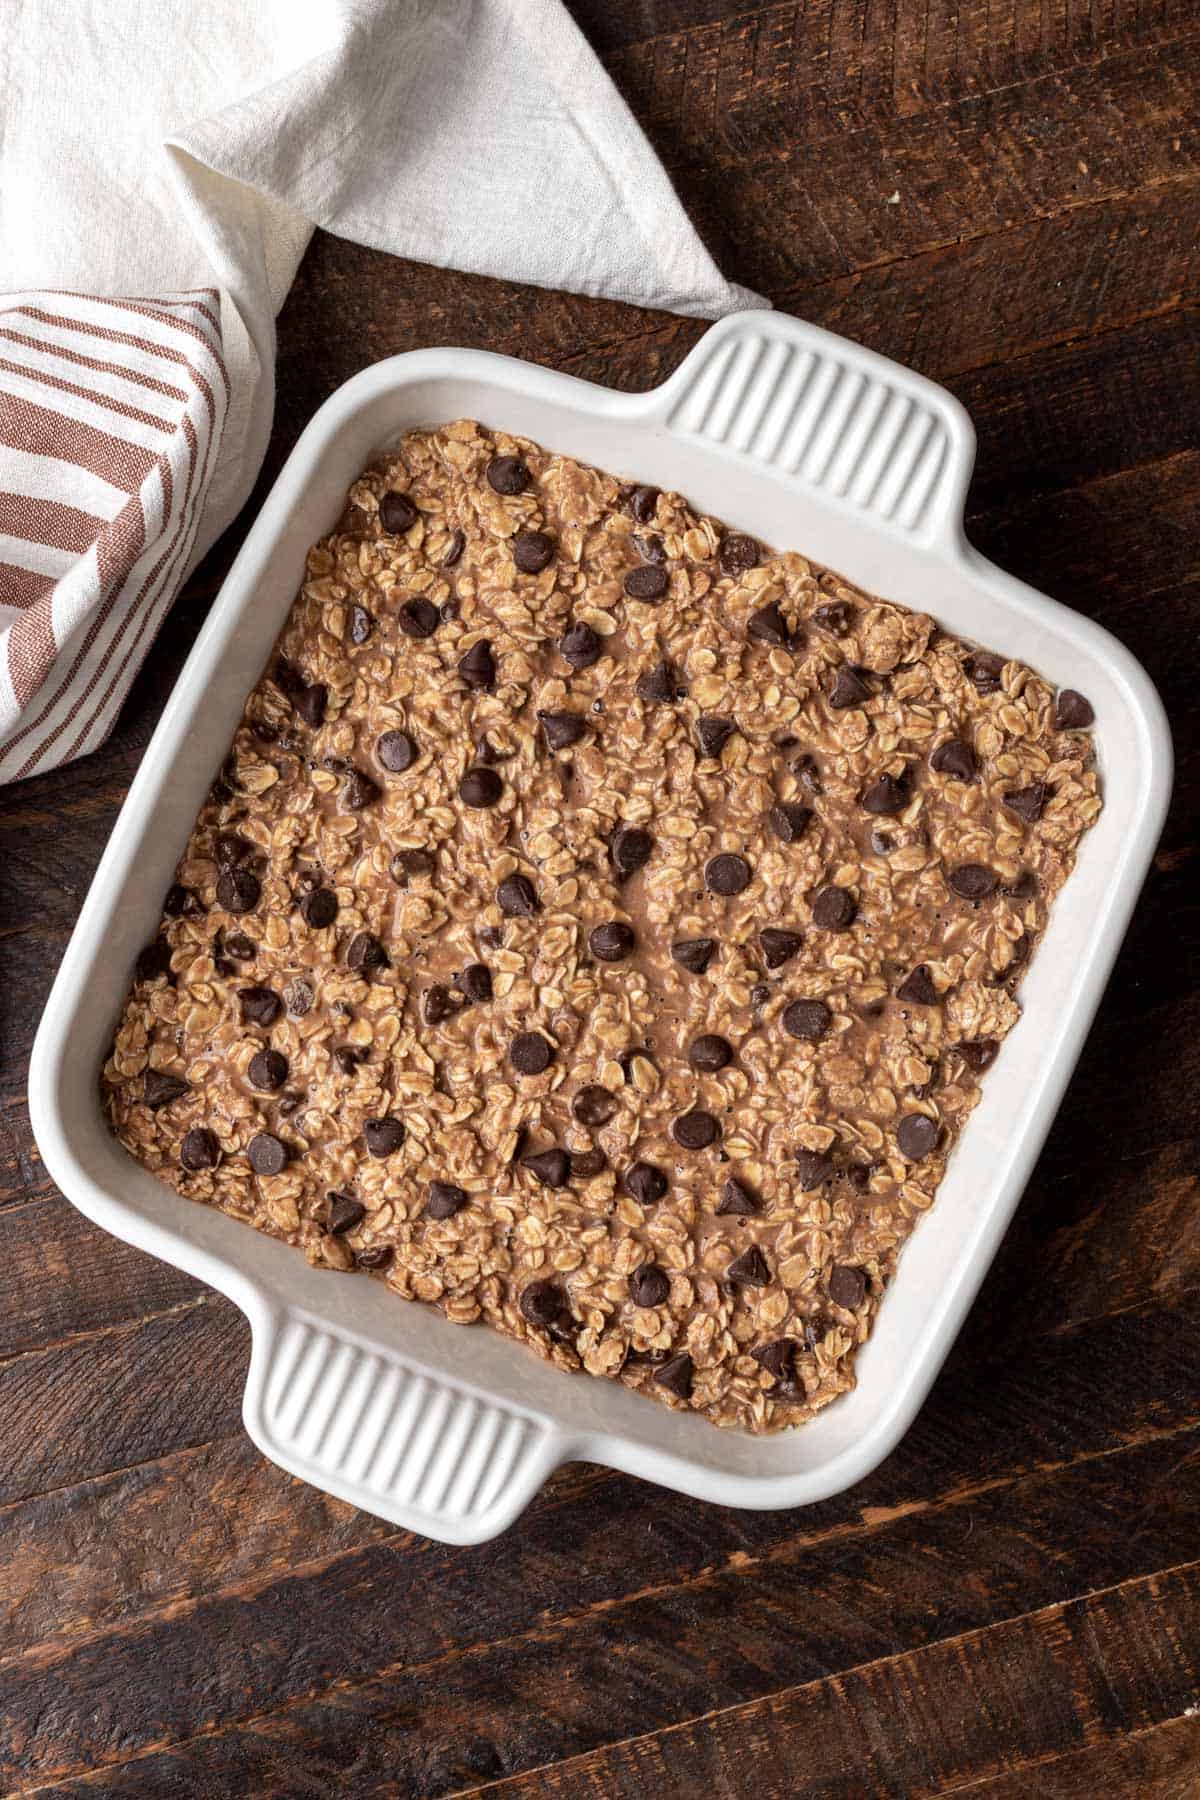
[650,310,976,547]
[241,1303,563,1544]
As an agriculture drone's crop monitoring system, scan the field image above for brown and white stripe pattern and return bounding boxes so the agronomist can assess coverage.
[0,289,229,783]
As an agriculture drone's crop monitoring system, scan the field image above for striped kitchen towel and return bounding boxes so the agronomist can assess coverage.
[0,291,229,783]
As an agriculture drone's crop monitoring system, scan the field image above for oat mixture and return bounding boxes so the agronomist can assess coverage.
[103,421,1101,1432]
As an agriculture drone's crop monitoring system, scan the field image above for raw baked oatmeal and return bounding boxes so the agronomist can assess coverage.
[103,421,1102,1432]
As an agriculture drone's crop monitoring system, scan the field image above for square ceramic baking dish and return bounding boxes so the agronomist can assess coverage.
[29,311,1171,1544]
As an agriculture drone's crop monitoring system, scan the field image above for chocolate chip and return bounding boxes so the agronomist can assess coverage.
[747,601,789,644]
[897,965,938,1005]
[570,1147,607,1180]
[273,658,306,700]
[719,533,759,577]
[769,802,813,844]
[689,1033,733,1072]
[631,532,665,564]
[498,872,538,916]
[455,962,493,1004]
[294,684,327,728]
[717,1177,759,1215]
[760,927,802,969]
[897,1112,939,1160]
[224,933,255,960]
[783,999,831,1042]
[458,640,496,690]
[180,1127,219,1171]
[427,1181,469,1220]
[625,563,668,601]
[346,932,388,975]
[829,665,871,709]
[487,454,531,495]
[510,1031,553,1075]
[459,766,502,808]
[628,484,660,524]
[811,885,856,929]
[870,830,893,855]
[956,1039,999,1072]
[696,716,735,760]
[390,849,435,887]
[629,1263,670,1308]
[751,982,771,1009]
[569,1090,616,1134]
[636,658,683,705]
[520,1278,567,1328]
[705,853,751,897]
[560,619,603,669]
[136,939,172,983]
[379,491,418,534]
[248,1048,288,1092]
[422,984,456,1026]
[948,863,998,900]
[363,1116,406,1158]
[538,710,586,751]
[611,824,653,878]
[215,831,253,867]
[144,1068,187,1109]
[399,597,440,639]
[814,600,855,635]
[300,886,338,928]
[333,1046,365,1074]
[625,1161,667,1205]
[512,530,555,574]
[673,1109,720,1150]
[967,650,1005,694]
[795,1148,834,1188]
[930,738,977,781]
[235,985,280,1029]
[522,1147,571,1190]
[374,731,419,778]
[356,1245,394,1270]
[247,1131,289,1175]
[727,1245,770,1286]
[284,978,314,1017]
[589,920,635,963]
[1005,869,1039,900]
[1055,688,1094,729]
[862,771,908,815]
[753,1339,803,1397]
[1003,782,1048,823]
[653,1352,693,1400]
[216,866,260,914]
[671,936,716,975]
[342,768,381,811]
[828,1264,866,1309]
[348,604,374,645]
[163,883,202,917]
[326,1191,366,1235]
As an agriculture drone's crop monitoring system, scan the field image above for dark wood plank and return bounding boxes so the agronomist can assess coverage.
[448,1565,1200,1799]
[0,1287,1194,1786]
[0,1297,245,1510]
[0,1196,204,1359]
[24,1542,1200,1795]
[933,1711,1200,1798]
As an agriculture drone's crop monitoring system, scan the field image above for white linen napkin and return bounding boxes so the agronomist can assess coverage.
[0,0,763,783]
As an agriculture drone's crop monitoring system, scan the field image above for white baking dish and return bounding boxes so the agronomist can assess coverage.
[29,312,1171,1544]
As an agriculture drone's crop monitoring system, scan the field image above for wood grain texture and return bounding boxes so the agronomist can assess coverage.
[1,0,1196,1791]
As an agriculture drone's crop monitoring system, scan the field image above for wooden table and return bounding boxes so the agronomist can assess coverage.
[2,3,1197,1793]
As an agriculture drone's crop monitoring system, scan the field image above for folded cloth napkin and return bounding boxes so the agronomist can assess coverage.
[0,0,762,784]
